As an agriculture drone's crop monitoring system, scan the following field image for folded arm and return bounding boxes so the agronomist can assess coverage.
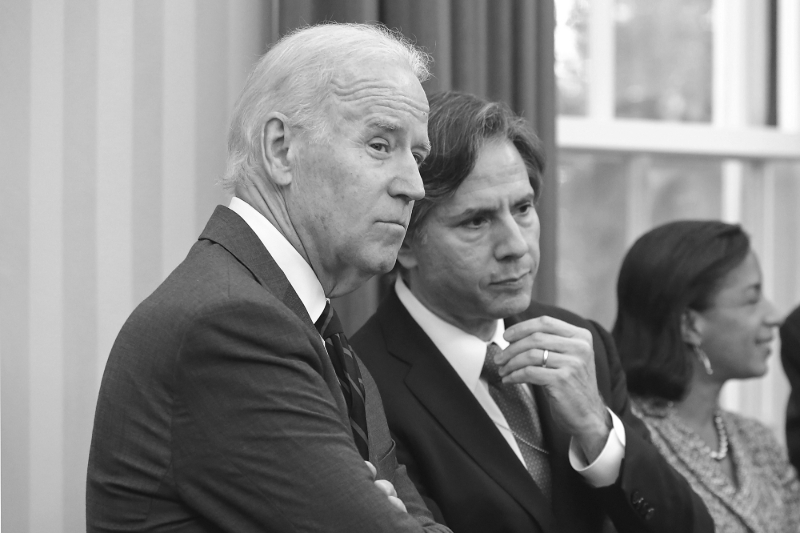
[172,298,448,533]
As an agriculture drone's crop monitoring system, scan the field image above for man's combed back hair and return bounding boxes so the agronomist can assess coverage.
[612,220,750,401]
[222,22,431,189]
[406,91,545,240]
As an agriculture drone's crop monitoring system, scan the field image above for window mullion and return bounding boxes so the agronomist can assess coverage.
[713,0,748,127]
[587,0,615,120]
[779,0,800,132]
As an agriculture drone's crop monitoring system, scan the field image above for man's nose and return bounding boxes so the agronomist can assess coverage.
[495,215,529,259]
[390,155,425,202]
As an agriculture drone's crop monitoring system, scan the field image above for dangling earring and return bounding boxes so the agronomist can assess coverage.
[692,344,713,375]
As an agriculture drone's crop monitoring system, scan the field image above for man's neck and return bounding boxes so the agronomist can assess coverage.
[235,183,306,261]
[403,277,498,341]
[233,185,370,299]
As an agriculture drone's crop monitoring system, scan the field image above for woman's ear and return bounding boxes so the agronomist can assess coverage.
[261,113,295,187]
[681,309,705,346]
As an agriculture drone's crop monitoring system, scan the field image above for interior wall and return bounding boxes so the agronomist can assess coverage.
[0,1,273,531]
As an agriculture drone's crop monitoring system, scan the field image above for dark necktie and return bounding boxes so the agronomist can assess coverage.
[482,342,552,502]
[315,301,370,460]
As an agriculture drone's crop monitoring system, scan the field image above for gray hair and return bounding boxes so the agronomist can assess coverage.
[222,22,431,189]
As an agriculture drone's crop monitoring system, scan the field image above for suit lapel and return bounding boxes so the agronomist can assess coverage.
[198,206,349,418]
[532,384,576,520]
[199,206,310,323]
[378,291,558,531]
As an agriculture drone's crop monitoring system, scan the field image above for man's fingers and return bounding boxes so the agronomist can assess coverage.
[503,315,591,344]
[502,365,560,386]
[496,333,586,365]
[388,495,407,513]
[364,460,377,479]
[499,349,566,376]
[374,479,398,498]
[374,478,407,513]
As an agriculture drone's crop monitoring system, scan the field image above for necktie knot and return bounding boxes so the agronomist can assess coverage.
[315,301,344,338]
[482,343,504,385]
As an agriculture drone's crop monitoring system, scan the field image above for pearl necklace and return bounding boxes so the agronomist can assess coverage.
[708,413,729,461]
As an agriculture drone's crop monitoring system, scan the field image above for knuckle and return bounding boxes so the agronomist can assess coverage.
[554,371,570,387]
[561,365,578,381]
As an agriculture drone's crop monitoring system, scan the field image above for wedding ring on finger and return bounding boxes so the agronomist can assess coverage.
[541,349,549,368]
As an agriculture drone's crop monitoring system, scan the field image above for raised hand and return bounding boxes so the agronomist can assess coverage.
[495,316,612,462]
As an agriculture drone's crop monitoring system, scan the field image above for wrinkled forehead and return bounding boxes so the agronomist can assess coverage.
[326,58,429,123]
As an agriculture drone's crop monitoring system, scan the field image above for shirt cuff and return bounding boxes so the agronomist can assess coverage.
[568,408,626,487]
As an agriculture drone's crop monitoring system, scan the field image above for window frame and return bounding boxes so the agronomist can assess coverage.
[555,0,800,434]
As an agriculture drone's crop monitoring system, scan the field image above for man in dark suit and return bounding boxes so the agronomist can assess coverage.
[351,91,714,533]
[86,24,450,533]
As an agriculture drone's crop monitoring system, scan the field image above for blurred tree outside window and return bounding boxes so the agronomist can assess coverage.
[614,0,713,121]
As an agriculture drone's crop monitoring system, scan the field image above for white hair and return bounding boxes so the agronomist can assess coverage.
[221,22,432,189]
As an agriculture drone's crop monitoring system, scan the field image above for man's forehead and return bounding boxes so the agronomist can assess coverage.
[454,164,532,195]
[328,62,429,120]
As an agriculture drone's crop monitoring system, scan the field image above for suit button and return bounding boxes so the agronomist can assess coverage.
[630,490,644,507]
[644,507,655,520]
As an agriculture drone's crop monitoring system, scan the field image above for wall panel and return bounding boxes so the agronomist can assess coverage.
[0,2,270,530]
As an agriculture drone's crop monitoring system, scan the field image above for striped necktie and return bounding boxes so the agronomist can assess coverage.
[483,342,552,502]
[315,301,370,460]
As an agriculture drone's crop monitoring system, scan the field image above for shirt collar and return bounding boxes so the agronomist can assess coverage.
[228,197,327,323]
[395,277,506,390]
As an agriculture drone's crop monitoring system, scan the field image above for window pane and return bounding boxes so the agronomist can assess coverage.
[556,152,627,328]
[615,0,713,122]
[557,151,722,328]
[555,0,589,116]
[767,162,800,312]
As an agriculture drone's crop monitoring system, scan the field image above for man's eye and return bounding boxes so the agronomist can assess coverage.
[369,141,389,152]
[413,153,424,166]
[517,203,534,215]
[465,217,486,228]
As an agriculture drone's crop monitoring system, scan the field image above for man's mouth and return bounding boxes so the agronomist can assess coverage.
[492,272,531,285]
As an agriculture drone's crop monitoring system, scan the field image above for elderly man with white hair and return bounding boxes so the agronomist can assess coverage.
[86,23,449,533]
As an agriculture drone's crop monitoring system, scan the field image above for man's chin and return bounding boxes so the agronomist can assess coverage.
[350,249,401,282]
[491,293,534,319]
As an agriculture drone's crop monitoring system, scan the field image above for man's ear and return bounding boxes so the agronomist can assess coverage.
[681,309,705,346]
[396,237,419,271]
[261,113,295,187]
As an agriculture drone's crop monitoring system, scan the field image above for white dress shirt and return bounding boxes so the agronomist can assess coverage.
[228,197,327,323]
[395,277,626,487]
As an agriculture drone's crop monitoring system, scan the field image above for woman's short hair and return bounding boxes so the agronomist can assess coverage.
[405,91,545,240]
[612,220,750,401]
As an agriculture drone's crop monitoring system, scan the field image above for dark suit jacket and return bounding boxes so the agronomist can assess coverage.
[86,206,450,533]
[781,305,800,473]
[351,288,714,533]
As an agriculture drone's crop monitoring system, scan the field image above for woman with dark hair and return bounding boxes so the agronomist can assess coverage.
[613,220,799,532]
